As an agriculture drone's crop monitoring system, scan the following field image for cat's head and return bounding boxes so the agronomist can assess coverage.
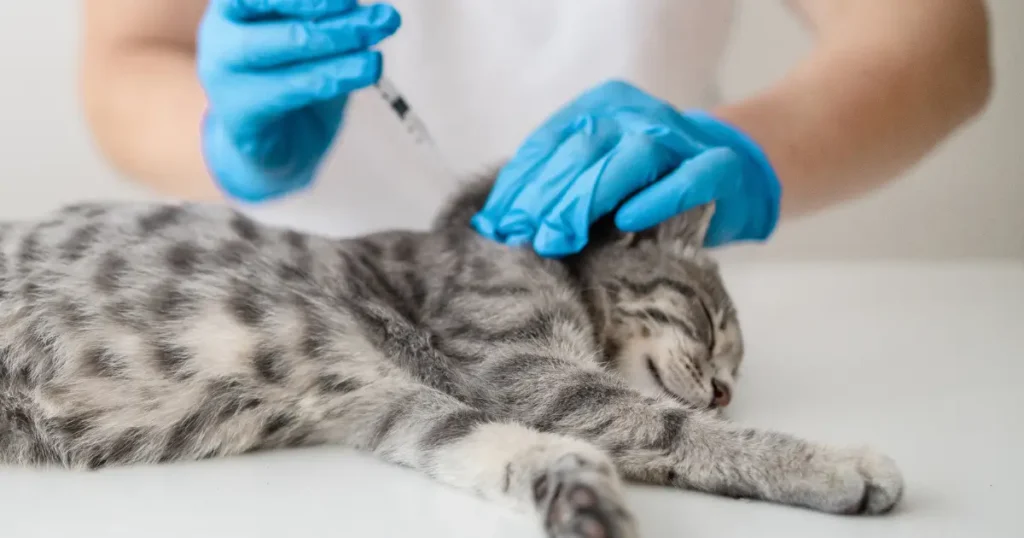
[572,203,744,412]
[433,171,744,412]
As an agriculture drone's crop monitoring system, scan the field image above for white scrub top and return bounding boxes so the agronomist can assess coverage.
[236,0,737,239]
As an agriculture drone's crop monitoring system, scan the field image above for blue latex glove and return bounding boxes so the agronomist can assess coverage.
[471,80,782,256]
[197,0,401,202]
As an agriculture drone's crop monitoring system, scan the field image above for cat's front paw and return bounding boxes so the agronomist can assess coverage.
[533,454,640,538]
[805,446,904,515]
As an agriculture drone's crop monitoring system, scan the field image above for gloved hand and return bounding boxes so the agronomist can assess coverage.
[471,80,782,256]
[197,0,401,202]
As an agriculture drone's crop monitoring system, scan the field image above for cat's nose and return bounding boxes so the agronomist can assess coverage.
[710,379,731,408]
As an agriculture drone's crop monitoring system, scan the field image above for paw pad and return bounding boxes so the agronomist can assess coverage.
[533,455,638,538]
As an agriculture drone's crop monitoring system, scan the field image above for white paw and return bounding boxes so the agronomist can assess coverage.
[533,453,640,538]
[809,446,904,515]
[846,447,904,514]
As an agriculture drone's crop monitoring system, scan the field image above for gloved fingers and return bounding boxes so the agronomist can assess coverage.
[478,120,577,223]
[610,108,711,157]
[489,118,621,246]
[477,112,608,229]
[614,146,744,233]
[224,50,382,127]
[588,132,682,217]
[529,132,680,257]
[471,151,553,241]
[210,4,400,69]
[214,0,359,20]
[473,116,616,243]
[481,81,683,216]
[497,111,601,182]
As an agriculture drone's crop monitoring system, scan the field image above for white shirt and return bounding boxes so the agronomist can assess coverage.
[235,0,737,238]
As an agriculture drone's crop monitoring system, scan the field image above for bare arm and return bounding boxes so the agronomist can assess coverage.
[79,0,219,200]
[712,0,993,218]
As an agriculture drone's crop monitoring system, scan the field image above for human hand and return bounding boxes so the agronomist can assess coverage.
[471,80,782,256]
[197,0,401,202]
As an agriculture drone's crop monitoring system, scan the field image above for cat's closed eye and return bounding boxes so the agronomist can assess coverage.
[698,300,716,352]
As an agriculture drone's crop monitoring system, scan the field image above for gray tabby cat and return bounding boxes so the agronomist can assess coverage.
[0,172,902,537]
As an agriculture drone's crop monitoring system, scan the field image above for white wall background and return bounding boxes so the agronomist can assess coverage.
[0,2,1019,261]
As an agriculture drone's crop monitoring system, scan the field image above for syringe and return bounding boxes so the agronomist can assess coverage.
[372,75,455,178]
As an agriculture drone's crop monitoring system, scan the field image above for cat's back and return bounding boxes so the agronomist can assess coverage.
[0,200,360,289]
[1,201,272,276]
[0,201,363,391]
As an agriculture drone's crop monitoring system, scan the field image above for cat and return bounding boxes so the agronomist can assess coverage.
[0,172,902,538]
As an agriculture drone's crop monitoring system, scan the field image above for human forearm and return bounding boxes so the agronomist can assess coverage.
[710,0,993,218]
[79,0,218,200]
[80,43,220,201]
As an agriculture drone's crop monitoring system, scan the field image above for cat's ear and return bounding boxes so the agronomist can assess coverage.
[586,213,641,250]
[655,202,715,249]
[589,202,714,251]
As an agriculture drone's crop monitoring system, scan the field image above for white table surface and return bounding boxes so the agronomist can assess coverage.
[4,261,1023,538]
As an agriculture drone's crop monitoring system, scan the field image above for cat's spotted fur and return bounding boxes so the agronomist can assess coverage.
[0,173,902,537]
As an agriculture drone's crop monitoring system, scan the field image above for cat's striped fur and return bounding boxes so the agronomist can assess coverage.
[0,173,902,537]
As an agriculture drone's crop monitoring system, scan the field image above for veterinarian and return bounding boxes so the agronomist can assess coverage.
[79,0,992,255]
